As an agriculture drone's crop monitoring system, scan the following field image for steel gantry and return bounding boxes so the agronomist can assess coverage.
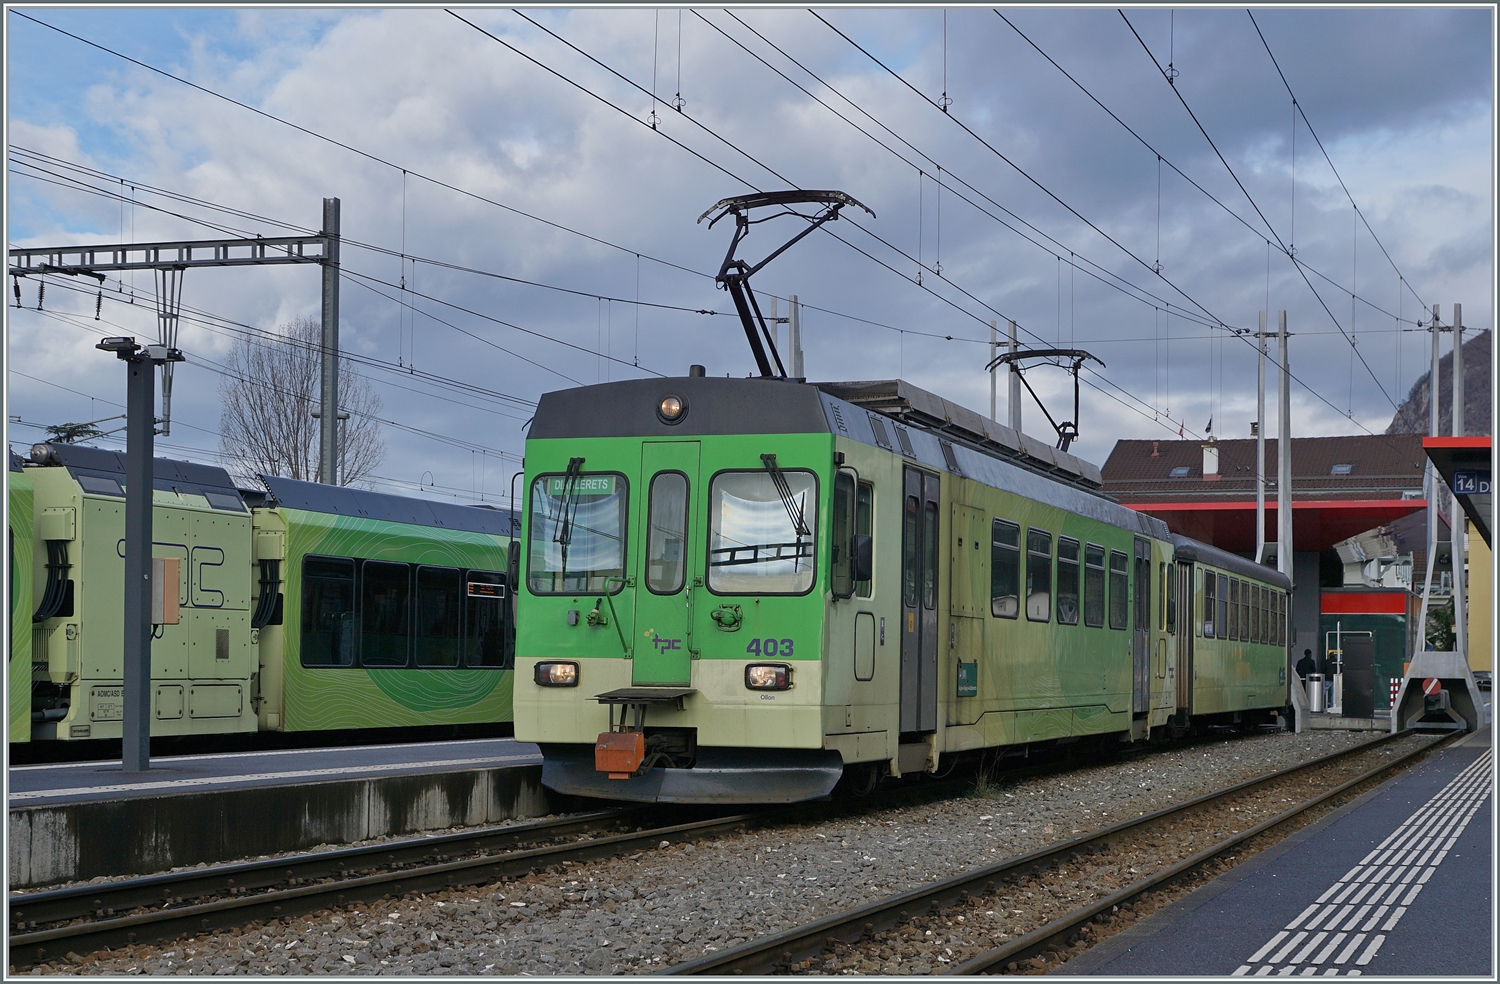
[7,198,343,772]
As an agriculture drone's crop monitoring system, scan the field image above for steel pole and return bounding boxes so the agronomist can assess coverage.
[1256,311,1267,565]
[1276,311,1292,578]
[789,294,803,378]
[121,353,155,772]
[1424,306,1441,609]
[319,197,341,485]
[1451,302,1466,662]
[1008,319,1021,434]
[989,322,997,421]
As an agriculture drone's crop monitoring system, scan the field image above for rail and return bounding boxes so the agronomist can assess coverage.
[661,730,1451,975]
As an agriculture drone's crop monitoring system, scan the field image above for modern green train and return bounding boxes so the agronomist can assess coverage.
[11,443,514,746]
[514,374,1291,803]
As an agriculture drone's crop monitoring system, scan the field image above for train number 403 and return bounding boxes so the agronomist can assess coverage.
[746,638,794,658]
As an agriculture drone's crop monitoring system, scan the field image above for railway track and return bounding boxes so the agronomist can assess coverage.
[661,729,1455,976]
[7,807,757,970]
[4,726,1322,971]
[8,769,983,969]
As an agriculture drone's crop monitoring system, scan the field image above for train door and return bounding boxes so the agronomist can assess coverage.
[1132,537,1150,715]
[1175,562,1193,712]
[900,467,940,733]
[632,441,700,686]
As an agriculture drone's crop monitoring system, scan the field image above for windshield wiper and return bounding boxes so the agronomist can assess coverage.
[552,456,585,580]
[761,453,810,537]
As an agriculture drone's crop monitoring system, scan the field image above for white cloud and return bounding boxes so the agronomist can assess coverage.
[5,7,1491,494]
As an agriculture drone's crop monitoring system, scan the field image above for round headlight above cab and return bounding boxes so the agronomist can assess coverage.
[657,394,687,424]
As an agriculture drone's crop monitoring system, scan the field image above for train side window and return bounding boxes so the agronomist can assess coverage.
[1056,537,1080,625]
[1240,581,1250,642]
[1228,579,1238,640]
[990,519,1020,619]
[464,570,508,668]
[1217,574,1229,640]
[903,496,920,608]
[1278,591,1286,646]
[1083,543,1105,627]
[1165,562,1177,634]
[1254,586,1264,644]
[1108,550,1128,630]
[855,482,874,598]
[361,560,411,667]
[1200,570,1212,639]
[300,556,356,667]
[831,472,855,599]
[922,501,939,611]
[1026,529,1052,622]
[1158,562,1167,631]
[414,566,462,667]
[1202,569,1215,637]
[646,472,689,595]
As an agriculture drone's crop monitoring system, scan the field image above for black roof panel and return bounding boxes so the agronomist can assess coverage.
[260,474,517,537]
[33,443,245,509]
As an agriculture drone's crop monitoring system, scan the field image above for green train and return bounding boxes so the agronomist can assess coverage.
[514,374,1291,803]
[8,443,515,747]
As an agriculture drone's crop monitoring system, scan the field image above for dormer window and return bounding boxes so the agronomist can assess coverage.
[1330,463,1353,476]
[1169,466,1191,478]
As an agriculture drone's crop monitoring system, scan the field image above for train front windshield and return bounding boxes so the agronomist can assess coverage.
[707,470,817,594]
[528,473,627,594]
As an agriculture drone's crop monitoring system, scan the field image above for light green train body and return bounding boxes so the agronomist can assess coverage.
[269,505,512,732]
[9,459,35,742]
[13,445,514,744]
[516,376,1290,803]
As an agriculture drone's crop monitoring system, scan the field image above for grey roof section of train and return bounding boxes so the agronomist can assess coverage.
[816,386,1168,541]
[1167,534,1292,589]
[26,442,246,511]
[528,375,829,440]
[527,375,1164,541]
[260,474,518,537]
[10,450,24,473]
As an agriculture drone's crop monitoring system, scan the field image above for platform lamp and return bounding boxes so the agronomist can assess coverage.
[97,336,185,773]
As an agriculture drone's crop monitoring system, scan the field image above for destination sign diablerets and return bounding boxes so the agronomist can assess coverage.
[546,475,616,496]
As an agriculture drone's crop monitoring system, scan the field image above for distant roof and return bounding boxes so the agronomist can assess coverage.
[1101,434,1426,503]
[260,474,517,537]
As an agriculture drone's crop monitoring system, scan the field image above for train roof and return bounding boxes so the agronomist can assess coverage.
[10,450,24,473]
[260,474,517,537]
[26,442,246,511]
[1168,533,1292,589]
[529,376,1166,541]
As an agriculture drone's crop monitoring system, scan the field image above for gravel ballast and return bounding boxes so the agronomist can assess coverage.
[24,729,1381,976]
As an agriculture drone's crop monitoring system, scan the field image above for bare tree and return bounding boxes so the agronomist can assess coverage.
[217,317,385,488]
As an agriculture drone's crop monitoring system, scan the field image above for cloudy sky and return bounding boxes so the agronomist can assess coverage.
[6,6,1493,503]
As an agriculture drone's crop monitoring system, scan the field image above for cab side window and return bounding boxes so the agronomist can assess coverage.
[990,519,1020,619]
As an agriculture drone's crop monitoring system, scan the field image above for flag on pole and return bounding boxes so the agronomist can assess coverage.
[1178,422,1184,438]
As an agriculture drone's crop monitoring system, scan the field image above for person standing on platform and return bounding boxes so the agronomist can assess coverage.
[1296,649,1316,681]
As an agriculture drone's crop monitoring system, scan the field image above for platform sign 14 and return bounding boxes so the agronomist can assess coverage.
[1452,470,1491,495]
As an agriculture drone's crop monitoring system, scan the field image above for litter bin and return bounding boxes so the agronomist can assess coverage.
[1306,673,1326,712]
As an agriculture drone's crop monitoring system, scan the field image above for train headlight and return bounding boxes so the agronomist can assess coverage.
[534,661,579,687]
[745,663,792,691]
[656,393,687,424]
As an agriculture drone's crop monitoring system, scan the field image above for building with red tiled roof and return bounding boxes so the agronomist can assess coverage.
[1100,434,1428,556]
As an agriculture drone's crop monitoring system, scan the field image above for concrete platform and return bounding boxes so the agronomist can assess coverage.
[1064,726,1493,977]
[8,738,552,888]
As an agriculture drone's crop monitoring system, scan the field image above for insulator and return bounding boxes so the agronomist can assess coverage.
[36,282,44,311]
[95,290,103,320]
[12,277,20,309]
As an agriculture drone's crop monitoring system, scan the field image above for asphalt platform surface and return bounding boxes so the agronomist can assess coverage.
[1062,725,1493,978]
